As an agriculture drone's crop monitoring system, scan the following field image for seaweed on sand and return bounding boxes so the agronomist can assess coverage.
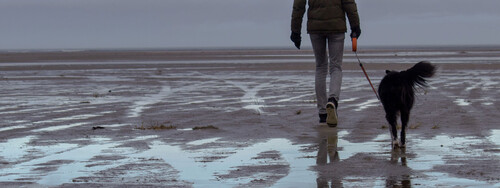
[192,125,219,130]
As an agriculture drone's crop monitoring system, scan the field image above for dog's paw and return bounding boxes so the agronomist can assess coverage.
[400,143,406,148]
[392,140,400,148]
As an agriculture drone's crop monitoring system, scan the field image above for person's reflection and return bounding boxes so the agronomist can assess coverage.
[316,126,342,188]
[387,148,411,188]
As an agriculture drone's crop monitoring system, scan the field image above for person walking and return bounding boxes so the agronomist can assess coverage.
[290,0,361,127]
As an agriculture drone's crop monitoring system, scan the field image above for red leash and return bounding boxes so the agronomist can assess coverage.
[352,38,380,100]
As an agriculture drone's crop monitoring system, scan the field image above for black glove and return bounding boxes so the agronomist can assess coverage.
[350,26,361,39]
[290,32,301,49]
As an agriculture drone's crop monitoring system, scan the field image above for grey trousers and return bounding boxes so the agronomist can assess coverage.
[310,33,345,114]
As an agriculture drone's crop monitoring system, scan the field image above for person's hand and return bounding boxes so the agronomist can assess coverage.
[350,26,361,39]
[290,32,301,49]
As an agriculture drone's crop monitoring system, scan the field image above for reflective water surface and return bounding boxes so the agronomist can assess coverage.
[1,128,498,187]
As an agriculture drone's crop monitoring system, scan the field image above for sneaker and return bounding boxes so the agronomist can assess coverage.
[326,102,338,127]
[328,97,338,108]
[319,114,327,125]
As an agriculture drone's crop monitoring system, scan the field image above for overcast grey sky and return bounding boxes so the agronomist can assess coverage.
[1,0,499,50]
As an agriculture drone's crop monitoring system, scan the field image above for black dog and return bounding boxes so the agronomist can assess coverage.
[378,61,435,148]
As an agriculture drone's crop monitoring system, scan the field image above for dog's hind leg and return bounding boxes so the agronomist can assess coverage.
[400,109,410,147]
[386,112,399,148]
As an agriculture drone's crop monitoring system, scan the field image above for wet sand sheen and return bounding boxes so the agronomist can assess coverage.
[0,48,499,187]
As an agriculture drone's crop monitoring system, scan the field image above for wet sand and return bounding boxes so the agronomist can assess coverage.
[0,48,499,187]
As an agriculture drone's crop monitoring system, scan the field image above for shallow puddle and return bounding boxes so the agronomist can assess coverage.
[129,85,172,117]
[0,129,498,187]
[158,138,316,187]
[352,99,380,112]
[154,129,500,187]
[0,125,27,132]
[454,98,471,106]
[186,137,221,146]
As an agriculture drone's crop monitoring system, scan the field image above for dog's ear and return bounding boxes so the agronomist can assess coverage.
[385,70,391,74]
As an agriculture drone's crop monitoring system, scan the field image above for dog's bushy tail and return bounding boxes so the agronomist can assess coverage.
[403,61,436,88]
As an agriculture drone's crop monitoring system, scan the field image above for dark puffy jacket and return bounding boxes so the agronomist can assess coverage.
[291,0,360,34]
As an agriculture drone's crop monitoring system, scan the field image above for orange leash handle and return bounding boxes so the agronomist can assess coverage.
[352,37,357,52]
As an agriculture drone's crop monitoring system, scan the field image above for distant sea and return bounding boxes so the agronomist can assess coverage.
[1,45,499,65]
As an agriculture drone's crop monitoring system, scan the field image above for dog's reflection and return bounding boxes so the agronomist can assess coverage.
[387,147,412,188]
[315,127,412,187]
[390,147,407,166]
[316,126,342,187]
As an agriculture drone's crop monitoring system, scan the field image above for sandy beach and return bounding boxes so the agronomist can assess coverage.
[0,47,499,187]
